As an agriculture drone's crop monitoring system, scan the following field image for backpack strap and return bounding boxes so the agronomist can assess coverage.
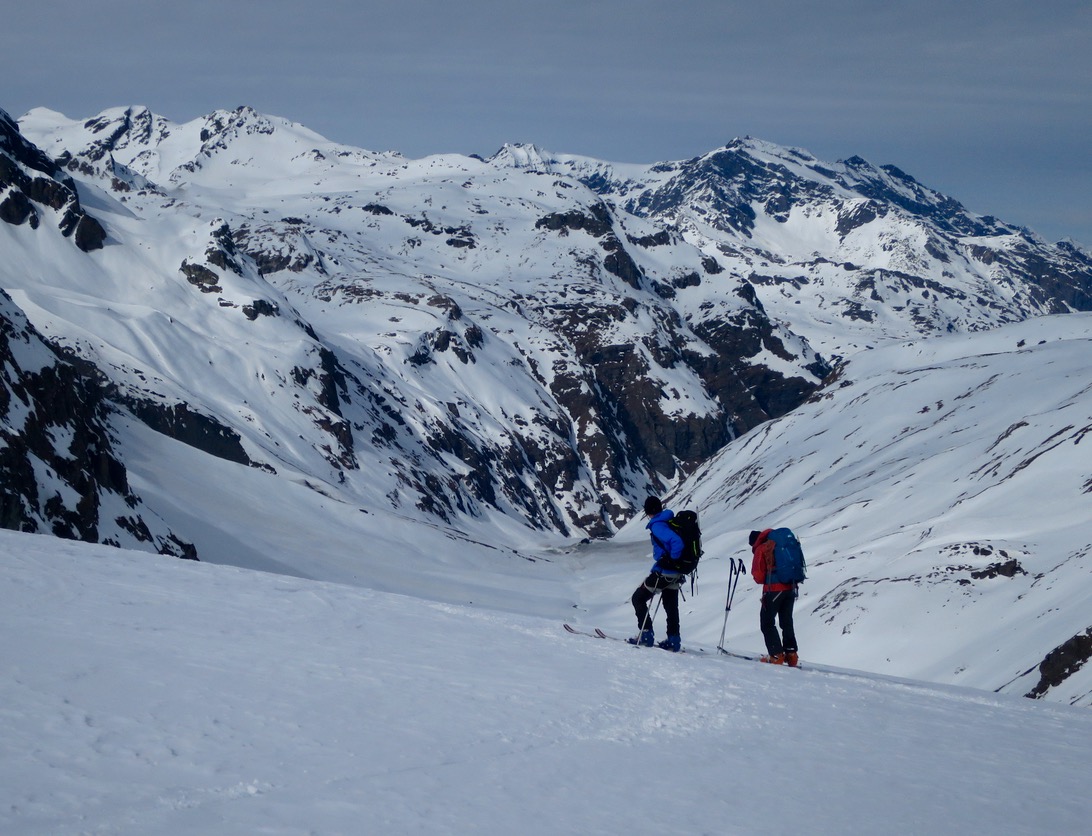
[648,520,674,558]
[761,539,776,586]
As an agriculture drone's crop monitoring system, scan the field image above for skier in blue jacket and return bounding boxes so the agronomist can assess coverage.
[628,496,685,651]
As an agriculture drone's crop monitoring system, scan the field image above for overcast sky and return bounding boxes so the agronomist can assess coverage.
[5,1,1090,246]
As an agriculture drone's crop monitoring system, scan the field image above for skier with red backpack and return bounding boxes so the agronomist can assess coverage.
[749,528,806,666]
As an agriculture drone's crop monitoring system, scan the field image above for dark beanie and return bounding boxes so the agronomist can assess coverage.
[749,530,762,546]
[643,496,663,516]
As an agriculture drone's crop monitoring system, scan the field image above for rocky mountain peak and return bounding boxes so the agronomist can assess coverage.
[198,105,276,147]
[488,142,557,172]
[0,110,105,251]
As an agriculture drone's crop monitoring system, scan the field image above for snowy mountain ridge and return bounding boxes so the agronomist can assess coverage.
[1,103,1090,704]
[505,136,1092,360]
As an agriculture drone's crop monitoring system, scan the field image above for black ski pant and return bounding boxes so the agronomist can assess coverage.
[632,573,681,636]
[759,589,797,656]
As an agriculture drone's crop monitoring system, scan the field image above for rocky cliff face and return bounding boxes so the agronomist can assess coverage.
[0,109,105,251]
[0,288,193,557]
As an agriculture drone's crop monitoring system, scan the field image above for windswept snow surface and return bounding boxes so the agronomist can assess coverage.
[2,530,1090,835]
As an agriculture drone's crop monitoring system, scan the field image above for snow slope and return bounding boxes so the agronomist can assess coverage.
[643,313,1092,705]
[2,530,1090,835]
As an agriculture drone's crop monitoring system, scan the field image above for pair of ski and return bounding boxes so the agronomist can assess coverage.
[562,623,763,661]
[564,622,690,652]
[563,623,615,641]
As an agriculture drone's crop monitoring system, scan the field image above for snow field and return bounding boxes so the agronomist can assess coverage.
[3,530,1090,835]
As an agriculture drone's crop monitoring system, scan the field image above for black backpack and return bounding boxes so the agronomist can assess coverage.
[654,509,703,574]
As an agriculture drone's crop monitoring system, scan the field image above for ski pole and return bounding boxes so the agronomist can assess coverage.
[644,589,662,635]
[717,558,745,650]
[637,587,662,643]
[717,560,737,649]
[728,558,745,606]
[720,559,742,648]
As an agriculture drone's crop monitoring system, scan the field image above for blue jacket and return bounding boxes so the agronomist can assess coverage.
[646,510,684,575]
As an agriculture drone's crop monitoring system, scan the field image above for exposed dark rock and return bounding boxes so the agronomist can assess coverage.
[628,229,672,248]
[427,295,463,319]
[602,245,643,289]
[535,203,613,237]
[836,201,880,236]
[123,398,253,467]
[242,299,279,320]
[402,214,477,248]
[0,189,36,226]
[179,260,222,292]
[232,223,318,276]
[971,558,1027,579]
[672,272,701,289]
[206,223,244,275]
[72,213,106,251]
[0,112,106,251]
[0,110,60,177]
[1026,628,1092,700]
[690,308,831,434]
